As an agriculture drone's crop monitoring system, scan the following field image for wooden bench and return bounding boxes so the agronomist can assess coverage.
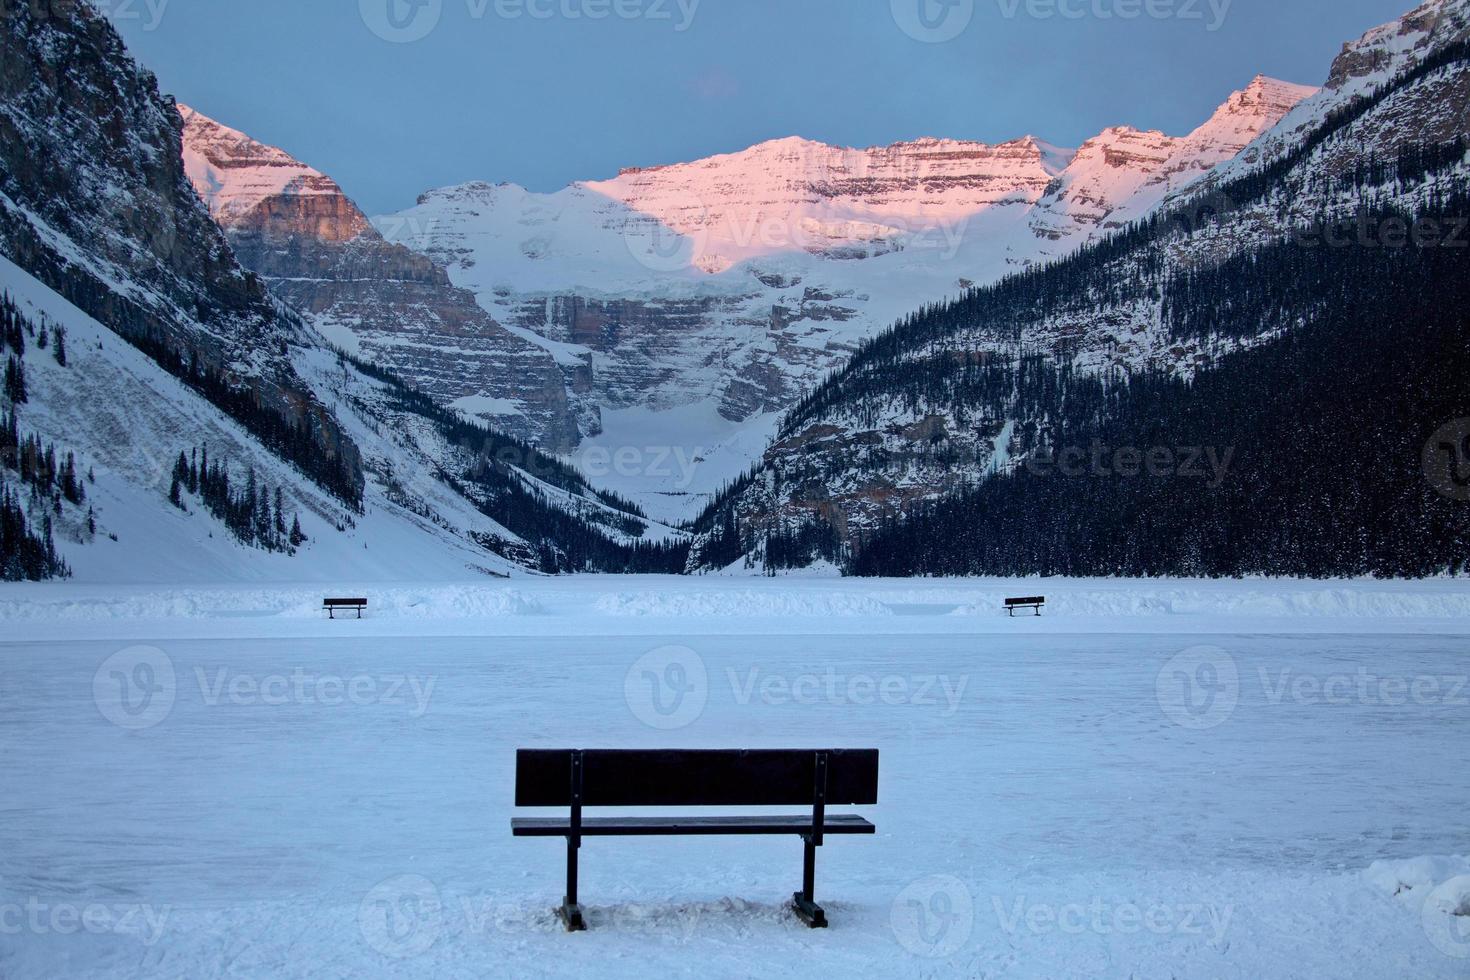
[322,597,367,619]
[512,748,879,931]
[1005,595,1046,617]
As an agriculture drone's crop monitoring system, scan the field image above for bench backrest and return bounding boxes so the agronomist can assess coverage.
[515,749,879,807]
[324,598,368,606]
[1005,596,1046,605]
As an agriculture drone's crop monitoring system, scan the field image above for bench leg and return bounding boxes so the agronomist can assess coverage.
[792,836,828,928]
[560,836,586,932]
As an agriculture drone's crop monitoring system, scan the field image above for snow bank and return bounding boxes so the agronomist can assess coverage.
[2,576,1467,643]
[593,588,893,618]
[0,586,543,625]
[1366,856,1470,959]
[950,584,1470,619]
[1365,856,1470,900]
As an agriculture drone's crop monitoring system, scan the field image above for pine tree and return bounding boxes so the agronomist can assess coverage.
[52,326,66,367]
[4,356,26,404]
[274,486,287,543]
[60,453,83,505]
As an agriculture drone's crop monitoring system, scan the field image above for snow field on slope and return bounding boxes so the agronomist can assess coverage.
[0,255,529,583]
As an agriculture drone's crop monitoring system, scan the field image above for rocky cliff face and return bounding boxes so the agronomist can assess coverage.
[0,0,361,497]
[382,76,1311,519]
[179,108,582,451]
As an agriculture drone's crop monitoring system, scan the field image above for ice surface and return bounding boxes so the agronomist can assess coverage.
[1,578,1468,977]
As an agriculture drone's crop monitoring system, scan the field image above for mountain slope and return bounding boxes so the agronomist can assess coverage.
[178,107,582,451]
[686,0,1470,573]
[0,0,362,507]
[850,193,1470,578]
[0,0,683,581]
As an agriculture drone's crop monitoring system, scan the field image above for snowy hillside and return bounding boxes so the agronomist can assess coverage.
[1182,0,1470,196]
[0,254,526,582]
[0,0,685,582]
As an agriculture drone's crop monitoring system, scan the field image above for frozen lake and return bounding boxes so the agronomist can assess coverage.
[2,593,1468,977]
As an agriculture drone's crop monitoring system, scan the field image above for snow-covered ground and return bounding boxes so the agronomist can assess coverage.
[1,577,1468,977]
[2,576,1469,642]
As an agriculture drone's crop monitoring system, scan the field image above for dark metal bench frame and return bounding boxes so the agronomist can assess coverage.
[1005,595,1046,617]
[322,598,368,619]
[511,748,879,931]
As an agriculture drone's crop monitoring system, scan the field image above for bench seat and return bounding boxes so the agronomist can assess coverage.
[514,748,879,931]
[512,814,875,837]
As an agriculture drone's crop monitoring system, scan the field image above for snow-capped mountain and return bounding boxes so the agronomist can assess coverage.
[688,0,1470,572]
[0,0,681,582]
[179,107,581,451]
[377,76,1312,519]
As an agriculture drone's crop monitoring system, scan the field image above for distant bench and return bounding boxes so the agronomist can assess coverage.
[1005,595,1046,617]
[323,597,367,619]
[512,748,879,931]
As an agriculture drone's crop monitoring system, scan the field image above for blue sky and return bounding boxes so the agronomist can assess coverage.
[109,0,1414,215]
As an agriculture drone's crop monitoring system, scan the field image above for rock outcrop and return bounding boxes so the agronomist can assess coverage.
[180,108,581,450]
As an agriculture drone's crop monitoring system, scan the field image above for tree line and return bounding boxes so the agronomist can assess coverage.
[850,190,1470,578]
[0,295,80,580]
[170,446,307,555]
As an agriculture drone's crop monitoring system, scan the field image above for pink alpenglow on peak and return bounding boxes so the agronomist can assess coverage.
[411,74,1313,279]
[1029,76,1319,241]
[578,133,1084,271]
[179,105,372,243]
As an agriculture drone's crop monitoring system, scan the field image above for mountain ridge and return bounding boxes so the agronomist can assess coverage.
[370,72,1313,519]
